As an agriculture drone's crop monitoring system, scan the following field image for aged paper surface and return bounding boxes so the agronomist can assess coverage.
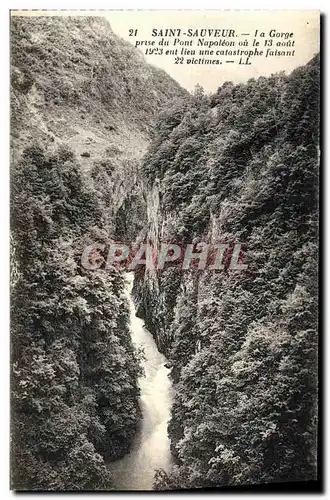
[10,10,320,492]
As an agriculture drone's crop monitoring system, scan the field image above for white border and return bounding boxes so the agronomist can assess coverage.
[1,1,327,499]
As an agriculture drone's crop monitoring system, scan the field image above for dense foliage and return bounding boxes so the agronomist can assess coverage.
[11,145,142,490]
[11,15,187,242]
[140,56,319,488]
[10,15,188,491]
[10,13,319,491]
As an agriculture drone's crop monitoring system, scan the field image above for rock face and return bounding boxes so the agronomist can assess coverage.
[139,56,319,489]
[11,15,188,236]
[10,15,188,491]
[11,14,319,491]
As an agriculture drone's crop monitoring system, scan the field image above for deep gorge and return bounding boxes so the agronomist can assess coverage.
[11,15,319,491]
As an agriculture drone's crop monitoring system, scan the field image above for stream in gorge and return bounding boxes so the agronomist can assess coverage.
[109,273,173,491]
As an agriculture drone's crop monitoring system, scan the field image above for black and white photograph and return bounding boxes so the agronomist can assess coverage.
[10,9,320,492]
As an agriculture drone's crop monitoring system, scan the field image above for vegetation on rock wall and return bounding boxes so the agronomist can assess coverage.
[11,15,187,238]
[10,13,319,491]
[11,145,141,490]
[10,15,187,491]
[140,55,319,489]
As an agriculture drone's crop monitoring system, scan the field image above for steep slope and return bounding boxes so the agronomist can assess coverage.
[11,14,188,235]
[10,15,187,491]
[138,55,319,488]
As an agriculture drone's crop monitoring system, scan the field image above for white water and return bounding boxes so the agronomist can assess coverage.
[109,273,173,491]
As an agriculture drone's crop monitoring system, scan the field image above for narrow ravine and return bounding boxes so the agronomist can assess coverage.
[109,273,173,491]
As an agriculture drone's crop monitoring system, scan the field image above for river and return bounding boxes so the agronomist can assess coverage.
[109,272,173,491]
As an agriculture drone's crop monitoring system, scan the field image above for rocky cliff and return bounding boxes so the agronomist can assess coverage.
[138,55,319,489]
[11,15,188,237]
[10,15,188,491]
